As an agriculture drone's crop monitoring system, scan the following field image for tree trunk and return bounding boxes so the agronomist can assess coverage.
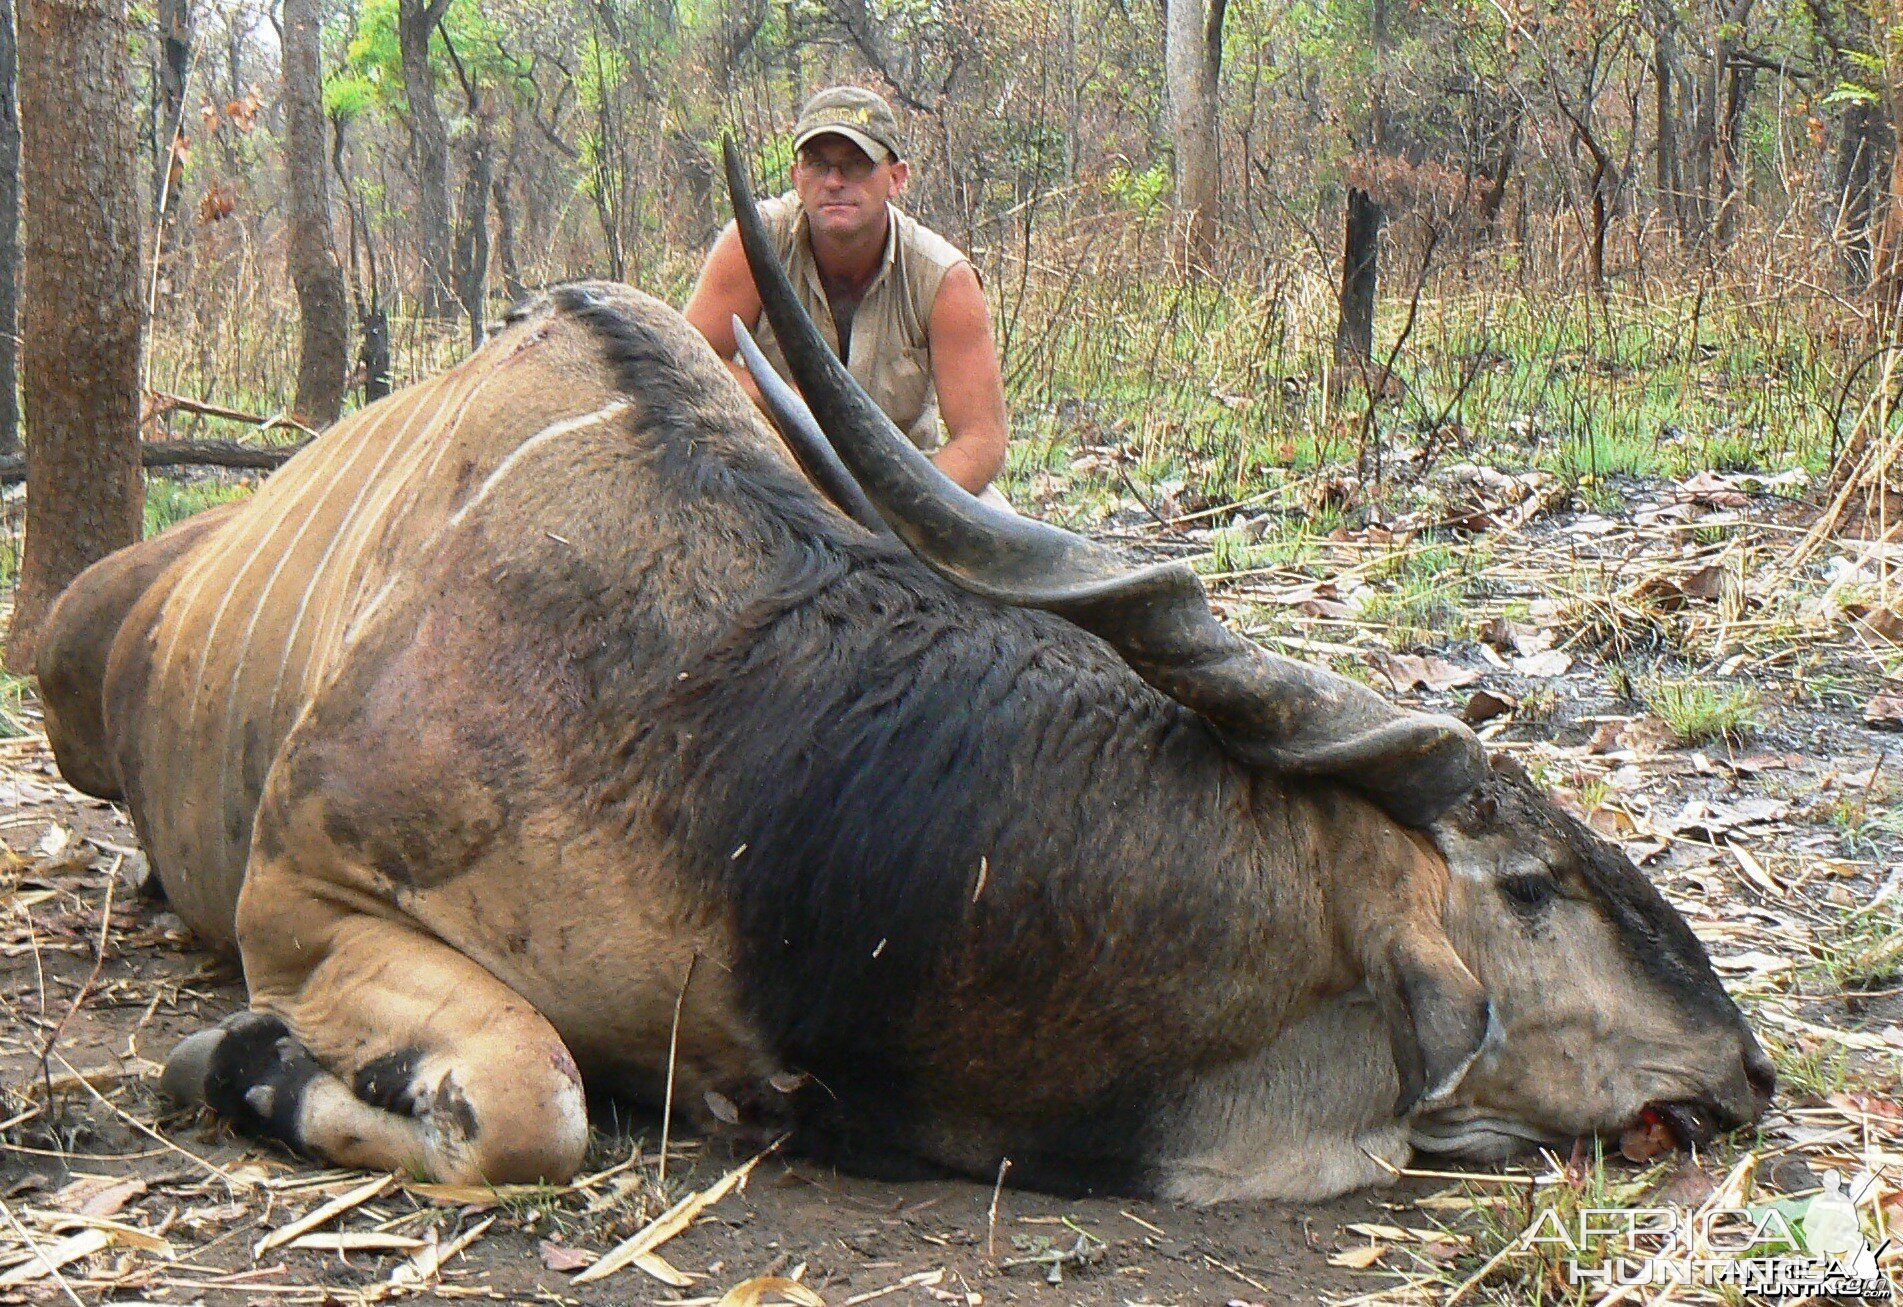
[1873,127,1903,328]
[493,135,524,302]
[359,305,390,402]
[1687,0,1754,250]
[283,0,348,426]
[1687,47,1716,242]
[1335,186,1383,385]
[398,0,454,318]
[1478,112,1519,234]
[1653,16,1682,235]
[1165,0,1226,266]
[1713,56,1752,247]
[452,109,492,348]
[0,0,19,458]
[5,0,145,672]
[152,0,189,220]
[1833,94,1888,288]
[493,171,523,302]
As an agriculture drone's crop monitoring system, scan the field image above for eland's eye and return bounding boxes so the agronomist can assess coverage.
[1501,874,1556,910]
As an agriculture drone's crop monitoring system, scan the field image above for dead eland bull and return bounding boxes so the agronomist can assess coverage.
[32,148,1772,1202]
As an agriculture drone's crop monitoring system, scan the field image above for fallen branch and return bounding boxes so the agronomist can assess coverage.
[144,389,316,436]
[0,439,309,485]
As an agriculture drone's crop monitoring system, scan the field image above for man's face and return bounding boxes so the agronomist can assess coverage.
[791,134,909,244]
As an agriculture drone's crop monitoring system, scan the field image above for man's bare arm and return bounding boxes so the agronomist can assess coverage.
[926,264,1008,495]
[681,223,768,407]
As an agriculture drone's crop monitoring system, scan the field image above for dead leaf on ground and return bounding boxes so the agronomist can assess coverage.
[1437,466,1564,533]
[1312,474,1363,512]
[1710,950,1793,978]
[1674,471,1751,508]
[1510,627,1555,656]
[1327,1243,1387,1269]
[715,1276,826,1307]
[1866,690,1903,732]
[1589,807,1638,839]
[1665,797,1789,839]
[1719,752,1805,775]
[50,1177,144,1218]
[1462,689,1517,725]
[1513,649,1572,678]
[540,1240,598,1272]
[1587,719,1630,754]
[1633,564,1727,610]
[1549,787,1591,821]
[223,89,263,132]
[199,183,238,223]
[1365,652,1480,694]
[1848,606,1903,647]
[1475,617,1524,651]
[1618,717,1680,757]
[0,1229,112,1285]
[1826,1092,1903,1123]
[1302,597,1361,620]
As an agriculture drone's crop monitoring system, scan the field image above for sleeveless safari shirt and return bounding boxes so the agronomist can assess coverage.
[750,191,970,451]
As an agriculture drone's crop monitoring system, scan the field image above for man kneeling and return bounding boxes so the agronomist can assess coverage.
[684,86,1010,505]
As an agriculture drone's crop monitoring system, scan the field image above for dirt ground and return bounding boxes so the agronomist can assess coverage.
[2,472,1902,1305]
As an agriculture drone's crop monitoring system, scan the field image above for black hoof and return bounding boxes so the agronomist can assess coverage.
[162,1010,322,1145]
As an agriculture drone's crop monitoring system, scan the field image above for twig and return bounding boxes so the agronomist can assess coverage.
[47,1045,243,1194]
[1113,459,1179,534]
[36,858,116,1118]
[1443,1238,1519,1307]
[986,1157,1011,1260]
[139,43,200,400]
[0,1198,86,1307]
[658,951,703,1189]
[144,390,319,436]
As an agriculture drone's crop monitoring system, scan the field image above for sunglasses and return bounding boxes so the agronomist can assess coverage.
[795,151,882,182]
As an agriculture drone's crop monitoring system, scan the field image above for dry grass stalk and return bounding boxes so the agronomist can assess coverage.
[253,1173,393,1257]
[0,1200,89,1304]
[389,1213,495,1286]
[574,1139,782,1284]
[1793,346,1903,601]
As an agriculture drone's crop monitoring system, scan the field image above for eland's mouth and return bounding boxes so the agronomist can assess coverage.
[1651,1100,1722,1147]
[1415,1097,1745,1163]
[1620,1099,1728,1158]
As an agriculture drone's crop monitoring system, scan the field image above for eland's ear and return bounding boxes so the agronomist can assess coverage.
[1372,929,1493,1117]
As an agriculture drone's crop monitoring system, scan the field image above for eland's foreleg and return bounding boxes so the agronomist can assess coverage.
[165,893,589,1185]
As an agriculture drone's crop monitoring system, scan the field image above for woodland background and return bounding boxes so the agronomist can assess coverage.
[0,0,1900,653]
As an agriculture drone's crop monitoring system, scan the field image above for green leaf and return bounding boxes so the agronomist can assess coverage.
[1823,82,1881,109]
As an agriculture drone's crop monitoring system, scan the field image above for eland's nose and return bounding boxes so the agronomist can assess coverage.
[1742,1040,1777,1116]
[1714,1038,1777,1129]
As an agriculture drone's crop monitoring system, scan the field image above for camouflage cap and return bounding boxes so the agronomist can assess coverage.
[791,86,903,164]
